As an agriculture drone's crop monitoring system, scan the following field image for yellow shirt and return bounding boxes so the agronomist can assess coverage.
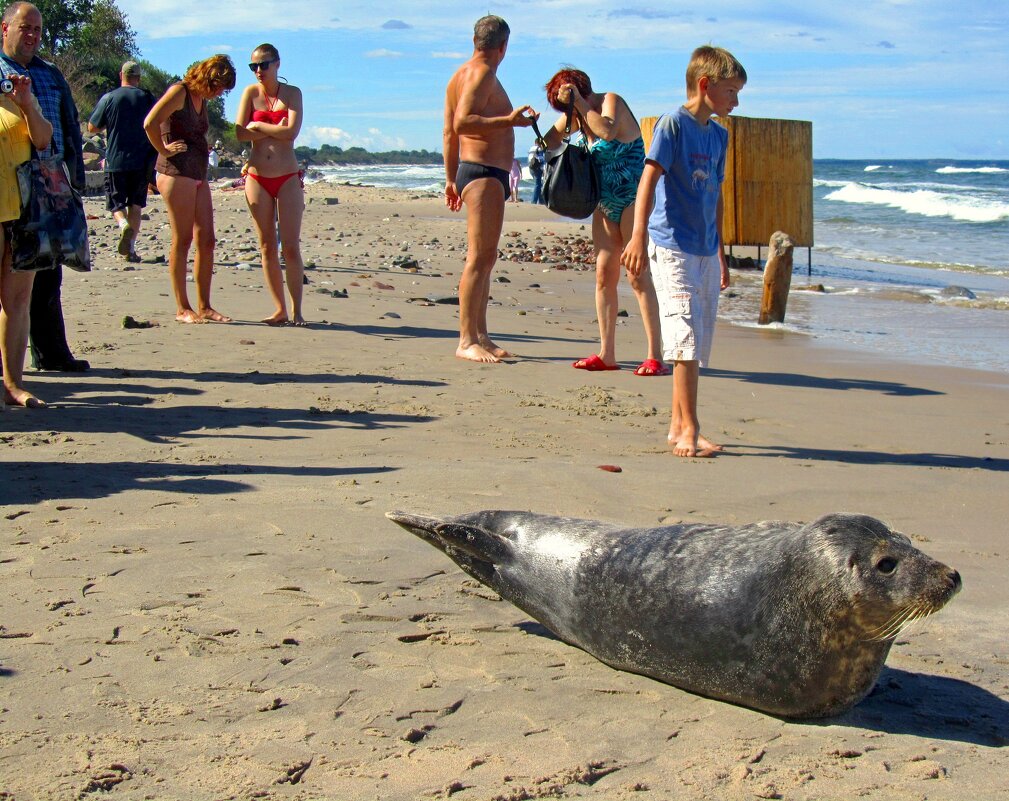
[0,94,32,223]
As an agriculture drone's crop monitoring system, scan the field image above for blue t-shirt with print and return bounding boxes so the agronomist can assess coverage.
[646,106,727,257]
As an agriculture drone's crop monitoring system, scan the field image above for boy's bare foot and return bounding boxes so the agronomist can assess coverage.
[456,343,501,363]
[200,308,232,323]
[479,336,512,359]
[5,388,45,408]
[176,309,205,324]
[668,431,722,458]
[263,311,289,326]
[291,314,307,327]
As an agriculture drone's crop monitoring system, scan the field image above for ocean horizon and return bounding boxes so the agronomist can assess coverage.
[311,159,1009,373]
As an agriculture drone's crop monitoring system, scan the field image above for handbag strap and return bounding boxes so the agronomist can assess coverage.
[563,95,575,137]
[528,94,577,149]
[529,114,547,150]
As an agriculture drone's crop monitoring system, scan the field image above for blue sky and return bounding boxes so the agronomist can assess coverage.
[127,0,1009,159]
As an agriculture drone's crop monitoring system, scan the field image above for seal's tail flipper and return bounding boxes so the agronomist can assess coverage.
[386,511,514,566]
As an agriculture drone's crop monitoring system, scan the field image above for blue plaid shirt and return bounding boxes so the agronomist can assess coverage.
[0,53,84,188]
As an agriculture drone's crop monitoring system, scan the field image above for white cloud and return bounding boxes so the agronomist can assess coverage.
[299,126,355,148]
[431,51,466,59]
[299,125,408,151]
[365,49,404,58]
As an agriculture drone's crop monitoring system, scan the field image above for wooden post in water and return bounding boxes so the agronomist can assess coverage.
[758,231,795,325]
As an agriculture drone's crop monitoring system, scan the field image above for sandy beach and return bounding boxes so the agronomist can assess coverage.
[1,182,1007,800]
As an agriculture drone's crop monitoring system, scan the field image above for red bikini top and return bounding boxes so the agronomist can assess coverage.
[251,108,287,125]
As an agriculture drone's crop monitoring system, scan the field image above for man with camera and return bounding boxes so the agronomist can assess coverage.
[1,1,89,372]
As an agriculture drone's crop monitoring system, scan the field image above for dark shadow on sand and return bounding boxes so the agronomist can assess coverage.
[513,624,1007,745]
[729,444,1009,472]
[329,321,590,347]
[822,667,1009,747]
[2,460,396,506]
[515,621,563,641]
[705,368,943,397]
[3,401,435,443]
[72,368,447,389]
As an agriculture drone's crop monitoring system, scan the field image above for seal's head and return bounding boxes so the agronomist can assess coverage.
[808,513,962,641]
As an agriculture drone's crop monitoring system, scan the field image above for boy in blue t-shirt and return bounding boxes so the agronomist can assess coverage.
[623,46,746,457]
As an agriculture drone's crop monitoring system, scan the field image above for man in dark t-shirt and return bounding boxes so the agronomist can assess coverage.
[88,60,156,261]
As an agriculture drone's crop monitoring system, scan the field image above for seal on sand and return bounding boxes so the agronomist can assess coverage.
[387,510,961,718]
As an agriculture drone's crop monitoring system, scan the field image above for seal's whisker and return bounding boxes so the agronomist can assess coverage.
[870,600,942,641]
[864,603,920,641]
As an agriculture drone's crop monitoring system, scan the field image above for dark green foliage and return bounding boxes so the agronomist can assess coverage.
[135,59,176,98]
[32,0,91,53]
[294,145,442,165]
[36,0,138,119]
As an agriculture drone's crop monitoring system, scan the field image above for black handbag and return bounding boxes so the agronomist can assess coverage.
[10,151,91,272]
[533,99,600,219]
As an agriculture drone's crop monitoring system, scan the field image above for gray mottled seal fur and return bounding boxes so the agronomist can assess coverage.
[387,510,961,718]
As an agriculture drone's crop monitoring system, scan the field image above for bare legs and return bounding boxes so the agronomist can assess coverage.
[245,174,306,326]
[668,359,722,457]
[157,173,230,323]
[0,242,43,407]
[582,204,663,367]
[457,178,510,363]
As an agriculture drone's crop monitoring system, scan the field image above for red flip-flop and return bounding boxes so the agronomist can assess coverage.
[634,358,671,376]
[572,354,620,371]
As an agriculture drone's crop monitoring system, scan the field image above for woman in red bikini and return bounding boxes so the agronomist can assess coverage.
[144,55,236,324]
[235,44,306,326]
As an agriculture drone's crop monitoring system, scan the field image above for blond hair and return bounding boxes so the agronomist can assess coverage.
[686,46,746,94]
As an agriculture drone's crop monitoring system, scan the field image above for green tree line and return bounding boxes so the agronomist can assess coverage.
[294,145,441,166]
[32,0,437,162]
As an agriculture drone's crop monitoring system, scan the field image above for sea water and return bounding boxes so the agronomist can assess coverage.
[313,160,1009,373]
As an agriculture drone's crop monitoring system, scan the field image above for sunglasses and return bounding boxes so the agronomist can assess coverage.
[248,59,277,72]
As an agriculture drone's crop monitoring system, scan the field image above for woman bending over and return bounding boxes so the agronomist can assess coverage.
[541,68,666,376]
[144,54,236,323]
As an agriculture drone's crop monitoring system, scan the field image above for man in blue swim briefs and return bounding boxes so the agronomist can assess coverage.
[442,15,538,363]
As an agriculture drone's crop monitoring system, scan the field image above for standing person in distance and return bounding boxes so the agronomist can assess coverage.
[235,43,306,326]
[144,54,236,324]
[528,142,544,205]
[88,60,157,263]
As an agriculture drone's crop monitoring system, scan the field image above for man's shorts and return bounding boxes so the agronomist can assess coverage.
[649,240,721,367]
[105,169,150,212]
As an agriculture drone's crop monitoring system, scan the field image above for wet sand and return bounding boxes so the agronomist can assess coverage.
[1,183,1007,799]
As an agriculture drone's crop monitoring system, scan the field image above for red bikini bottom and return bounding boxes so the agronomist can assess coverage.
[247,171,303,199]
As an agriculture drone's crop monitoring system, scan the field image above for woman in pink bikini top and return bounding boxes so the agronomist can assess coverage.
[235,43,307,326]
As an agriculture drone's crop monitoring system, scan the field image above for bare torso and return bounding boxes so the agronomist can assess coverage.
[247,85,300,176]
[445,59,515,172]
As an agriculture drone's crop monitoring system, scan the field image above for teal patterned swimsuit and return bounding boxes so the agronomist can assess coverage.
[591,136,645,222]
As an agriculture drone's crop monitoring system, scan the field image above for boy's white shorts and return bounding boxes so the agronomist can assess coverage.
[648,240,721,367]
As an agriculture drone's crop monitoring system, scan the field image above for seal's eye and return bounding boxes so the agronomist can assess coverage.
[876,557,898,575]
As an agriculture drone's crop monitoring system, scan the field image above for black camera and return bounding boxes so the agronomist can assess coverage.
[0,79,13,94]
